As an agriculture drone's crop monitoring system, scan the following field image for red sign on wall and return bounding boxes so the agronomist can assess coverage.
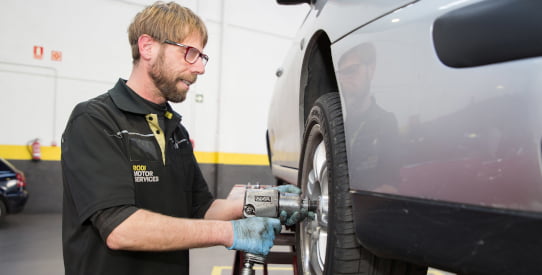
[33,46,44,60]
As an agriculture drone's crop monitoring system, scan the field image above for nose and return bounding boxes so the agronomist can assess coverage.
[191,57,206,75]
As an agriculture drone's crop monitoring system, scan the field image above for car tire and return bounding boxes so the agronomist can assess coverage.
[0,199,6,222]
[297,93,427,275]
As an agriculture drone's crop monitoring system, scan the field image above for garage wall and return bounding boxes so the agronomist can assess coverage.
[0,0,308,151]
[0,0,309,213]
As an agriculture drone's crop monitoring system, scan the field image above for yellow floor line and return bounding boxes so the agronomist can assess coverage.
[211,266,293,275]
[211,266,448,275]
[427,268,452,275]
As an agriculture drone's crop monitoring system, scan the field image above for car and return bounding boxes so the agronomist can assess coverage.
[0,158,29,221]
[266,0,542,274]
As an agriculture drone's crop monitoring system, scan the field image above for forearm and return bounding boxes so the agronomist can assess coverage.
[106,209,233,251]
[204,198,243,220]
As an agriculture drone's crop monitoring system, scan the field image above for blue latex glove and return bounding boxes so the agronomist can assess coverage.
[279,208,316,226]
[228,217,282,255]
[270,185,313,226]
[269,184,301,194]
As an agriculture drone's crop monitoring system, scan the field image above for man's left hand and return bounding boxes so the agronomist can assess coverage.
[269,185,315,226]
[269,184,301,194]
[279,208,315,226]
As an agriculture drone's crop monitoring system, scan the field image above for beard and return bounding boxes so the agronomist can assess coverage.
[149,50,194,103]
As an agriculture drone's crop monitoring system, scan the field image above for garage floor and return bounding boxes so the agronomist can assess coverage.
[0,214,453,275]
[0,214,293,275]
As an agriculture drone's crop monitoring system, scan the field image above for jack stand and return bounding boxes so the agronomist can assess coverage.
[232,232,298,275]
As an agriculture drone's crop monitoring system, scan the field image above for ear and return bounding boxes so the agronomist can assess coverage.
[138,34,156,61]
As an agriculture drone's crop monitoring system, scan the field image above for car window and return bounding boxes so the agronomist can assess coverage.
[0,160,14,172]
[0,163,10,171]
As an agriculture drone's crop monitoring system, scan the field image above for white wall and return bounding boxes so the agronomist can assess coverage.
[0,0,308,155]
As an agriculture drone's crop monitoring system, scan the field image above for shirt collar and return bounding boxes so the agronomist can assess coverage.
[108,78,181,121]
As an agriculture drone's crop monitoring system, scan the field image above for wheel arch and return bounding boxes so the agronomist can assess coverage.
[299,31,340,131]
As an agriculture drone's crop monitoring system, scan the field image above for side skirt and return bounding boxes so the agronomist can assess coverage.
[350,190,542,275]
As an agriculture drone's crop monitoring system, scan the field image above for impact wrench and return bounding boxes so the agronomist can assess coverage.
[240,185,317,275]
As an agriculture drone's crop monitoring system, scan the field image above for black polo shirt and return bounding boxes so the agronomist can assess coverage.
[62,79,215,275]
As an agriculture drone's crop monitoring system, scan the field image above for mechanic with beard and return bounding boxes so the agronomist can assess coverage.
[61,2,282,275]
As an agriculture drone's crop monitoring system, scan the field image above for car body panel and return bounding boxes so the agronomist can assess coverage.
[267,0,418,177]
[267,0,542,273]
[331,0,542,212]
[351,190,542,274]
[301,0,419,45]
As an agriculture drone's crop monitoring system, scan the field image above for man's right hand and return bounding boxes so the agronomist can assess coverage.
[227,217,281,255]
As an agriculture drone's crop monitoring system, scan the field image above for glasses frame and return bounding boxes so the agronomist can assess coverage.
[164,39,209,65]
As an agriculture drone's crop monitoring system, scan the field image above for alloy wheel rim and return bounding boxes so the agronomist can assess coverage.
[300,138,329,274]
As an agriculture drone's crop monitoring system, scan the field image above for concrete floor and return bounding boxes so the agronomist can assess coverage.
[0,214,452,275]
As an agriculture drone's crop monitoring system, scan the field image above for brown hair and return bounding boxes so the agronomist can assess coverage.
[128,1,208,63]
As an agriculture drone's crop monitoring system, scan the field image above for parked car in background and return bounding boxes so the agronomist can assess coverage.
[0,158,29,220]
[266,0,542,274]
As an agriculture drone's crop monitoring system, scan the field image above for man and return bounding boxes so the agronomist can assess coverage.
[338,42,400,193]
[61,2,288,274]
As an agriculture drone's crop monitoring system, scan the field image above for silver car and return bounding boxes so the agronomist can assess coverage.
[266,0,542,274]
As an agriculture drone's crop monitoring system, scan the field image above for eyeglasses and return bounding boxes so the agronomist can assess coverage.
[164,39,209,66]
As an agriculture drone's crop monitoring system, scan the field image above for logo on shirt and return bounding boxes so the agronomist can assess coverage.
[132,165,159,183]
